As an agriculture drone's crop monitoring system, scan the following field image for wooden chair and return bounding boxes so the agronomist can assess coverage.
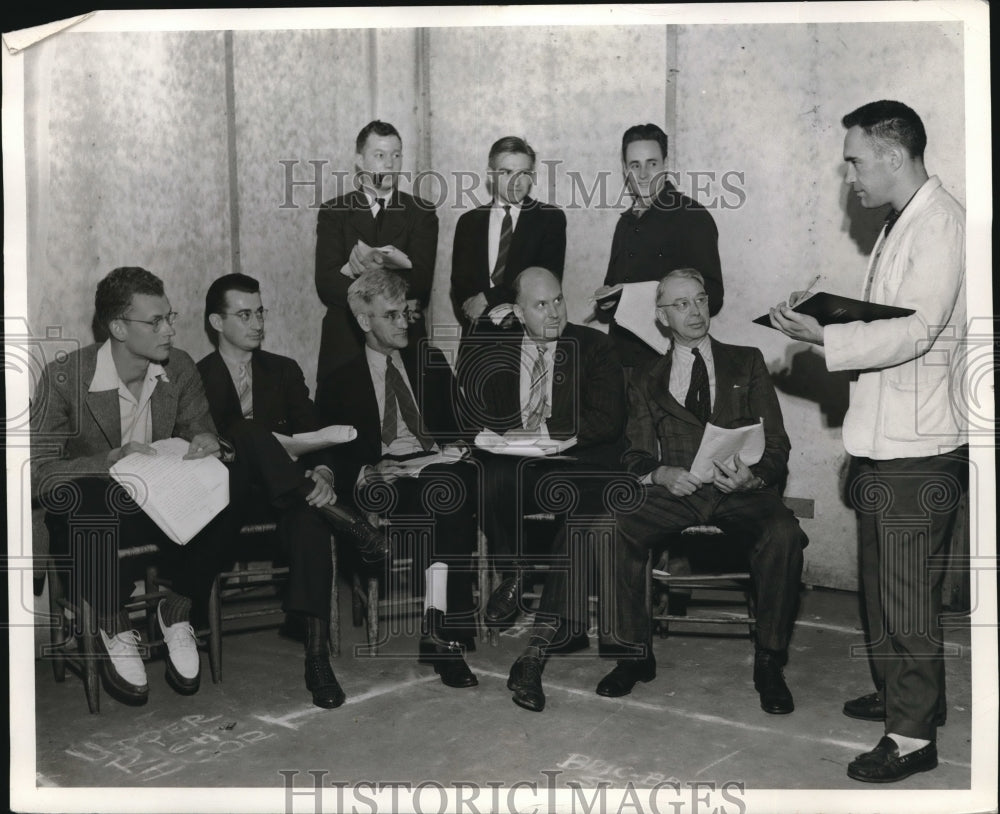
[646,526,756,639]
[351,520,489,655]
[46,541,170,714]
[207,522,340,682]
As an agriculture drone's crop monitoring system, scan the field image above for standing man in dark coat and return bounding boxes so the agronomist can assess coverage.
[451,136,566,329]
[596,123,723,371]
[315,120,439,382]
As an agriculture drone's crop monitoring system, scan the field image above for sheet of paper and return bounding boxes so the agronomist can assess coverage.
[387,446,467,477]
[474,429,578,457]
[689,421,766,482]
[358,240,412,270]
[109,437,230,545]
[273,424,357,460]
[611,280,672,355]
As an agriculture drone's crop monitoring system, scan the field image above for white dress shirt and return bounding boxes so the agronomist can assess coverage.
[89,340,168,446]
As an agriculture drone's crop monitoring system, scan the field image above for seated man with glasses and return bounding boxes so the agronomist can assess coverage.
[509,267,808,714]
[197,273,388,709]
[316,269,482,690]
[592,267,808,714]
[32,267,236,706]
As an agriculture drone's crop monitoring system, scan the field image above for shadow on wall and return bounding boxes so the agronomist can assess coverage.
[770,345,852,428]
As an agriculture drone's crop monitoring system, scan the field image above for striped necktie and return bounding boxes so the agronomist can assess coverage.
[523,345,549,431]
[382,355,433,451]
[237,361,253,419]
[491,205,513,285]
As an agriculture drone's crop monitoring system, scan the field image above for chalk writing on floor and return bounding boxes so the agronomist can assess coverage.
[64,714,277,781]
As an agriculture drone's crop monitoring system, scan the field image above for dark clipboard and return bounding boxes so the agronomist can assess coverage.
[754,291,915,328]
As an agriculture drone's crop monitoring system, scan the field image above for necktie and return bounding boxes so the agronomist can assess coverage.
[237,361,253,418]
[491,205,513,286]
[374,198,385,234]
[382,356,433,451]
[685,348,710,424]
[523,345,549,431]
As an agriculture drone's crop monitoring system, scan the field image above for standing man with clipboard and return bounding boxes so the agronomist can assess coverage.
[770,100,968,784]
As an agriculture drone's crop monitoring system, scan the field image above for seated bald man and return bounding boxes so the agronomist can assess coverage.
[458,267,626,648]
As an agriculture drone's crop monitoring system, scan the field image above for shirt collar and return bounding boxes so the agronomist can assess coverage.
[89,340,169,392]
[672,335,712,360]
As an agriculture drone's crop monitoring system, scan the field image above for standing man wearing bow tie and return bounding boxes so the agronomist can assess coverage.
[450,136,566,331]
[315,120,439,384]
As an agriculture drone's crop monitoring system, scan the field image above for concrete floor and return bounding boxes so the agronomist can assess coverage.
[31,582,973,798]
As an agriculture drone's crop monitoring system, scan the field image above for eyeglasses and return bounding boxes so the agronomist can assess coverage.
[375,308,411,324]
[656,294,709,314]
[117,311,179,332]
[223,308,269,324]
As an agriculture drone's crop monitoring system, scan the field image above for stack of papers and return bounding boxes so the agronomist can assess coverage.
[273,424,357,460]
[689,421,765,482]
[474,429,577,457]
[596,281,671,355]
[109,437,230,545]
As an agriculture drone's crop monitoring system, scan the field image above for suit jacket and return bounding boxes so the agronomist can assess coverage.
[315,188,439,381]
[315,341,466,495]
[602,181,723,368]
[458,321,626,469]
[31,343,216,498]
[197,348,332,472]
[622,337,789,489]
[450,197,567,320]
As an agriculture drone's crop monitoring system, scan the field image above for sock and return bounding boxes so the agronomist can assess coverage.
[159,593,193,627]
[423,562,448,615]
[887,733,931,755]
[526,615,559,657]
[99,608,132,636]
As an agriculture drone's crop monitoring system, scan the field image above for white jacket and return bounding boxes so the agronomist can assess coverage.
[824,176,966,459]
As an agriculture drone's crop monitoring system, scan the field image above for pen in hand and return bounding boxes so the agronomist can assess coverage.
[789,274,821,308]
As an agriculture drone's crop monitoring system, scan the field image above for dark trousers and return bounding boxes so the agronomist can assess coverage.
[44,476,233,629]
[354,460,480,634]
[849,446,967,740]
[477,453,615,570]
[225,419,334,622]
[609,484,806,656]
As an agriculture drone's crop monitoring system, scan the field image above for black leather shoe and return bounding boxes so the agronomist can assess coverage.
[508,656,545,712]
[318,503,388,563]
[485,575,522,628]
[842,691,946,727]
[304,655,346,709]
[847,736,937,783]
[596,655,656,697]
[754,650,794,714]
[419,610,478,688]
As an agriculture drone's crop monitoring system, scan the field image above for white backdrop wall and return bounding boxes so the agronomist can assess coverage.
[23,21,966,589]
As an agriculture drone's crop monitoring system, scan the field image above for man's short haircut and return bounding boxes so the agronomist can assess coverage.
[841,100,927,160]
[204,273,260,342]
[347,269,409,319]
[621,123,669,163]
[656,267,705,300]
[488,136,537,170]
[356,120,401,153]
[94,266,165,332]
